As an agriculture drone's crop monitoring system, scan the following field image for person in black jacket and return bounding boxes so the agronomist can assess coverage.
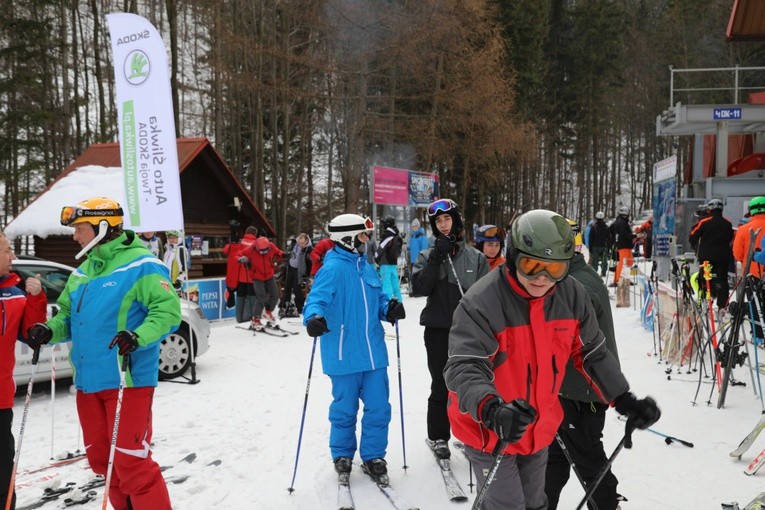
[588,212,610,277]
[689,199,734,309]
[545,250,622,509]
[281,233,313,315]
[375,216,403,301]
[411,199,489,460]
[608,206,634,287]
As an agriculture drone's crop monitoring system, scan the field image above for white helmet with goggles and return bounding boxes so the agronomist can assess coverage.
[327,214,373,253]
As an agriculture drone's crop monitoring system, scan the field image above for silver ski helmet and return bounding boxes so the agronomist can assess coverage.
[327,214,373,253]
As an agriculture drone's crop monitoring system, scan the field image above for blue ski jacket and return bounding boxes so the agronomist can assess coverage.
[303,247,390,376]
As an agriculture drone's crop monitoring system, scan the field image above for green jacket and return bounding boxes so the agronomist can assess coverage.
[48,230,181,392]
[560,252,620,402]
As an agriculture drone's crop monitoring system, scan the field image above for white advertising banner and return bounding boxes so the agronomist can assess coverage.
[106,12,183,231]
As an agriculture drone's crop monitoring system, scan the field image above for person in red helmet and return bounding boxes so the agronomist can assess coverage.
[240,235,284,331]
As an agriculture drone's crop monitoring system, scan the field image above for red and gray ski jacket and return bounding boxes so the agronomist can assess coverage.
[444,265,629,456]
[0,273,47,409]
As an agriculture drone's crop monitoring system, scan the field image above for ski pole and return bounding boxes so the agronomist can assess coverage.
[5,348,41,510]
[554,434,599,510]
[102,354,130,510]
[288,335,318,493]
[50,344,57,459]
[394,320,408,470]
[575,426,633,510]
[616,415,693,447]
[471,439,508,510]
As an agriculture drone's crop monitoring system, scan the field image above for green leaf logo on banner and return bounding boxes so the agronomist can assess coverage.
[125,50,150,85]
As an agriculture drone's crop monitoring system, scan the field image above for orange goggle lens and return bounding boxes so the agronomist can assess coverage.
[60,206,77,226]
[516,255,569,281]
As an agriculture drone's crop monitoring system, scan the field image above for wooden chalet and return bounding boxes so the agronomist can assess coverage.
[12,137,272,279]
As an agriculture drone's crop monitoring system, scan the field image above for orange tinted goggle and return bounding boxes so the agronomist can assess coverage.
[516,255,569,281]
[60,206,123,226]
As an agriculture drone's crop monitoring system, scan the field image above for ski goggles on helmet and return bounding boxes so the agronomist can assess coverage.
[476,226,505,242]
[515,254,569,282]
[427,199,458,217]
[60,205,123,226]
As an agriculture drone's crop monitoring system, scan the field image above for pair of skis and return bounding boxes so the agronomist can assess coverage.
[16,452,220,510]
[235,322,300,337]
[336,440,468,510]
[336,465,419,510]
[730,414,765,475]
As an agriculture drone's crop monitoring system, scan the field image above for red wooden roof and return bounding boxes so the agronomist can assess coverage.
[54,137,274,236]
[727,0,765,42]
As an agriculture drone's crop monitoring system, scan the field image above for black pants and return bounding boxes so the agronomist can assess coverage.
[424,327,451,441]
[545,398,618,510]
[282,267,306,313]
[0,408,15,510]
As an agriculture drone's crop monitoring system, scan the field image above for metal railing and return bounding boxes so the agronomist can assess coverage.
[669,65,765,106]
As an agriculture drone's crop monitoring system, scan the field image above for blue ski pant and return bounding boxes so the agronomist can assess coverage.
[328,368,391,462]
[379,264,402,301]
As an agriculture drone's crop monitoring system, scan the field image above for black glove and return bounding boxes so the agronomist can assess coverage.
[237,255,251,267]
[26,323,52,349]
[614,392,661,430]
[108,330,140,356]
[481,397,537,444]
[306,316,329,337]
[428,236,453,263]
[225,288,236,309]
[386,299,406,325]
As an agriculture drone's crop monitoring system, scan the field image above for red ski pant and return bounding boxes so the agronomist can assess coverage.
[77,387,170,510]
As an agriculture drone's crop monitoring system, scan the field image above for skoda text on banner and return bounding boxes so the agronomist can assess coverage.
[106,12,183,231]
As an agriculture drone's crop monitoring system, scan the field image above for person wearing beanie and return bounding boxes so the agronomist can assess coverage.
[407,218,428,295]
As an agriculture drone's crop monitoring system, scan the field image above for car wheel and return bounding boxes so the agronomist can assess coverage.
[159,326,191,380]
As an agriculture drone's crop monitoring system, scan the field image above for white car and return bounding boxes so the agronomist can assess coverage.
[11,257,210,385]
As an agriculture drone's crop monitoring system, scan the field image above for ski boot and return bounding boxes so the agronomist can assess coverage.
[426,438,451,459]
[263,309,277,327]
[361,458,389,486]
[250,318,265,332]
[334,456,353,486]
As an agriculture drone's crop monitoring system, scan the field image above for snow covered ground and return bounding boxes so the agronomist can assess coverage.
[11,281,765,509]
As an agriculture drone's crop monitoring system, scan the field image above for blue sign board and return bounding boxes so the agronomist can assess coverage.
[713,107,742,120]
[181,277,237,321]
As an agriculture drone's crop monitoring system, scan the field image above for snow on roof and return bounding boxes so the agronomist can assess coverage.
[4,165,132,241]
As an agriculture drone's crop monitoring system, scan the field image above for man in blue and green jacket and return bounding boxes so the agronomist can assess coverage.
[26,197,181,510]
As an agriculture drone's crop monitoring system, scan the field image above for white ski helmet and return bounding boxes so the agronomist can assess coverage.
[327,214,373,252]
[595,211,605,220]
[617,206,629,217]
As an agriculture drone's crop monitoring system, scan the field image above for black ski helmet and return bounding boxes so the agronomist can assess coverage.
[427,198,464,237]
[382,215,396,229]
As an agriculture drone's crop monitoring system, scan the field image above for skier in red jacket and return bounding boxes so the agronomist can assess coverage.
[0,232,47,509]
[241,236,284,330]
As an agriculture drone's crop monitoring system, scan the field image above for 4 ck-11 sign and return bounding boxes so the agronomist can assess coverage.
[373,166,439,206]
